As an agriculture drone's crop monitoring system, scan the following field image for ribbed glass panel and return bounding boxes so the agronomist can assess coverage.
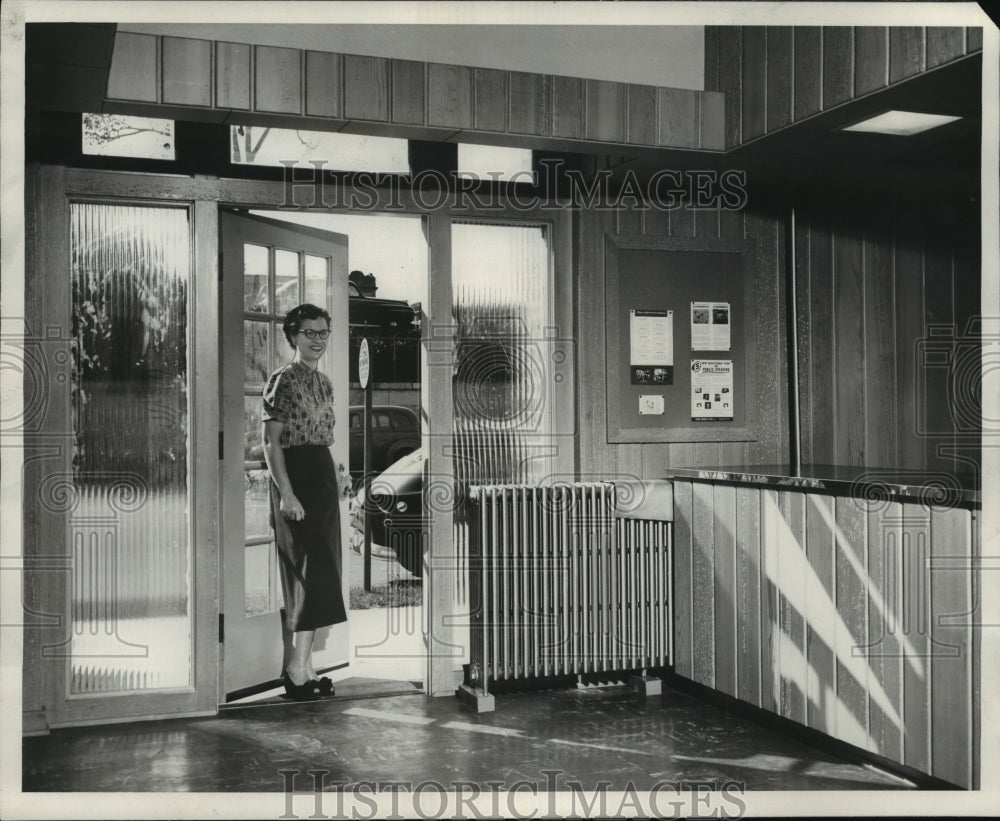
[451,221,551,606]
[69,203,192,695]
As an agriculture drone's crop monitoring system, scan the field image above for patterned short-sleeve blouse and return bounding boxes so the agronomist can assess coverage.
[262,360,336,447]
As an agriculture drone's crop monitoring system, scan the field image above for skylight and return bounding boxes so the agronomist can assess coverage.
[842,110,961,136]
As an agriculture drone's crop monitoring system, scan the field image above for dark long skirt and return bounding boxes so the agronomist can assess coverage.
[270,445,348,631]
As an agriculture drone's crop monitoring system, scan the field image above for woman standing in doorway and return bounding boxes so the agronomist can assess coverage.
[262,303,349,699]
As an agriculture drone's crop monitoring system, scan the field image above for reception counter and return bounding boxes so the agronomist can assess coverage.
[665,465,980,789]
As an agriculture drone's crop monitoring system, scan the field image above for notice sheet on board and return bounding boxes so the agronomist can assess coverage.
[691,359,734,421]
[629,309,673,385]
[690,301,731,351]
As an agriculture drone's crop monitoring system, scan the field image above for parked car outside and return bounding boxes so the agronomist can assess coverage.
[350,447,425,576]
[348,404,420,480]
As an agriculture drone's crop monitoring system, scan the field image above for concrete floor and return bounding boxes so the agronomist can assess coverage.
[23,682,915,793]
[24,541,918,796]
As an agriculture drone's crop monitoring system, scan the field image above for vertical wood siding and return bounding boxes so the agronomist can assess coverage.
[777,491,807,724]
[793,27,823,122]
[390,59,424,125]
[806,218,835,464]
[305,52,343,118]
[854,27,888,96]
[928,507,974,787]
[692,483,716,686]
[656,88,700,149]
[867,501,903,761]
[161,37,212,108]
[509,71,551,137]
[822,27,855,110]
[107,32,158,102]
[254,46,302,115]
[735,487,762,705]
[745,210,785,466]
[344,55,389,121]
[795,205,978,473]
[889,27,926,84]
[901,511,930,772]
[105,32,724,152]
[740,28,767,143]
[765,27,792,133]
[705,26,978,146]
[718,27,743,149]
[671,478,977,788]
[713,484,738,698]
[215,42,251,110]
[672,481,694,680]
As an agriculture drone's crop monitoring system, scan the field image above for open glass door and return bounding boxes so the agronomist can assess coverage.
[220,211,350,700]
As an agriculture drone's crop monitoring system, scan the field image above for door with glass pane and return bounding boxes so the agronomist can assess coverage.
[40,195,219,726]
[220,211,350,698]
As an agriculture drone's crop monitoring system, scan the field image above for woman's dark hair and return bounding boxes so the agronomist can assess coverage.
[283,303,331,349]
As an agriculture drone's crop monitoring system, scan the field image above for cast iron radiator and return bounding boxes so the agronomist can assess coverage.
[463,482,672,696]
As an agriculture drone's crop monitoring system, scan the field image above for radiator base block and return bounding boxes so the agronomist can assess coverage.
[629,674,663,697]
[456,684,495,713]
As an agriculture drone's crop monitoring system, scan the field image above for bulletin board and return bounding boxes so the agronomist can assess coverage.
[605,235,758,444]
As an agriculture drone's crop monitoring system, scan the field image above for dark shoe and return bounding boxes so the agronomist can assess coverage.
[317,676,335,696]
[282,672,322,700]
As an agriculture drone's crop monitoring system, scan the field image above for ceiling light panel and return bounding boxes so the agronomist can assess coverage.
[842,110,962,136]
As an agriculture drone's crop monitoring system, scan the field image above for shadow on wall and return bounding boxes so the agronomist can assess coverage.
[673,481,975,787]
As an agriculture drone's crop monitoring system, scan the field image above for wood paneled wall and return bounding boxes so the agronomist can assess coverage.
[574,182,978,479]
[794,201,980,474]
[672,478,977,788]
[704,26,982,149]
[102,32,724,152]
[575,193,789,479]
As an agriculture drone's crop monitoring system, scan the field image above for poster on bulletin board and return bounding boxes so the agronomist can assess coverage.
[691,301,731,351]
[691,359,734,421]
[629,309,673,385]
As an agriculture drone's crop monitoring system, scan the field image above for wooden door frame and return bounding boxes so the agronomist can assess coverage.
[26,166,220,727]
[27,166,573,712]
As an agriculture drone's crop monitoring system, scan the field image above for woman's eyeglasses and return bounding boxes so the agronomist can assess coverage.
[298,329,331,340]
